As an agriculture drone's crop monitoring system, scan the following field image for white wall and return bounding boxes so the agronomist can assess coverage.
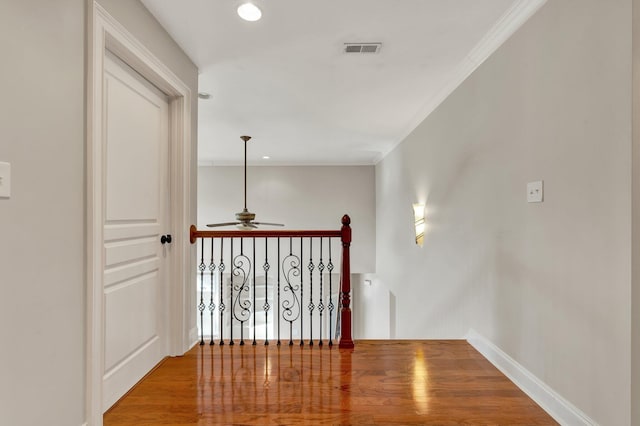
[198,166,375,273]
[632,0,640,424]
[0,1,85,425]
[375,0,631,424]
[352,273,392,339]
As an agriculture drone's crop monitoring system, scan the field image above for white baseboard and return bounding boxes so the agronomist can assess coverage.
[465,329,597,426]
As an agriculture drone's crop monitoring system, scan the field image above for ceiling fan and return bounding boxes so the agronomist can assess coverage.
[206,136,285,230]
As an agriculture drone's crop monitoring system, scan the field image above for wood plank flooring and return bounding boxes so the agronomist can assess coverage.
[104,340,557,425]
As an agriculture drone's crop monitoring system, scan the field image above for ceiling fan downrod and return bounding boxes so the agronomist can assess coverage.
[240,135,251,212]
[205,135,284,229]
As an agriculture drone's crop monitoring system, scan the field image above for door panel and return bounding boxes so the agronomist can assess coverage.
[104,258,160,288]
[104,237,158,266]
[105,60,162,222]
[104,272,159,371]
[102,51,170,411]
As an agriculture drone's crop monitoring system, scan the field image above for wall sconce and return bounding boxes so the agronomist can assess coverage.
[413,203,425,247]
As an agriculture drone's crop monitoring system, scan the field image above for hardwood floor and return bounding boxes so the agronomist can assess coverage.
[104,340,557,425]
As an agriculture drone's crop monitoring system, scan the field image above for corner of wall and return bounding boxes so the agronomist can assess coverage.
[632,0,640,421]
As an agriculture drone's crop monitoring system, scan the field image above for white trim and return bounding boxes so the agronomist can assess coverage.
[465,329,597,426]
[86,3,193,424]
[375,0,548,164]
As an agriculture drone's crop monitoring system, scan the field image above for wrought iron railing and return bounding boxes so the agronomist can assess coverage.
[190,215,354,349]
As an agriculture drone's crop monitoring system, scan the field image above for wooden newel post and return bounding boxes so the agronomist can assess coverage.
[339,214,354,349]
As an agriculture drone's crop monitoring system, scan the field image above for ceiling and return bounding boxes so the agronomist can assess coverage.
[141,0,521,166]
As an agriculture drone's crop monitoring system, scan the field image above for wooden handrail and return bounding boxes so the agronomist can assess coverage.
[190,225,341,244]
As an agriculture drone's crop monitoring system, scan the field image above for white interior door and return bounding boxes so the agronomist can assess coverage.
[102,51,170,411]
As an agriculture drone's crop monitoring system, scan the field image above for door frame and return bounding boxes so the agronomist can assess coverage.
[86,3,193,424]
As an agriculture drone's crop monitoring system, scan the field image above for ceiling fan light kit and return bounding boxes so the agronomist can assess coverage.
[206,136,284,230]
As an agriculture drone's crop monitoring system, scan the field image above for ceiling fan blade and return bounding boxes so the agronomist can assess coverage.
[252,222,285,227]
[206,221,241,227]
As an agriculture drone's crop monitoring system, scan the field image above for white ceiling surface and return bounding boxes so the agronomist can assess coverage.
[142,0,517,165]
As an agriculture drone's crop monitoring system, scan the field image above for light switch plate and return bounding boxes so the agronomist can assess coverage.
[0,162,10,198]
[527,180,543,203]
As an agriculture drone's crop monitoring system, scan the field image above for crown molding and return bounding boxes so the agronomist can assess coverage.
[375,0,548,164]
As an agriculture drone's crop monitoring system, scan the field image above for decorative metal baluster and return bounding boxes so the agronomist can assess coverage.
[251,238,258,346]
[318,238,325,346]
[277,238,281,346]
[219,239,226,345]
[198,239,207,345]
[300,238,304,346]
[287,238,293,346]
[307,238,315,346]
[282,237,301,346]
[232,238,252,346]
[327,239,334,346]
[263,238,270,345]
[209,238,216,345]
[252,238,256,346]
[229,238,234,346]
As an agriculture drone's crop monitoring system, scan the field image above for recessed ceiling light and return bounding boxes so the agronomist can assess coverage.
[262,156,270,160]
[237,3,262,21]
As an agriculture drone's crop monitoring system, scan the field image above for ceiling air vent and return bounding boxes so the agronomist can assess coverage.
[344,42,382,54]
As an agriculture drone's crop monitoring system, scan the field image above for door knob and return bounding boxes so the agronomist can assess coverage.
[160,234,172,245]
